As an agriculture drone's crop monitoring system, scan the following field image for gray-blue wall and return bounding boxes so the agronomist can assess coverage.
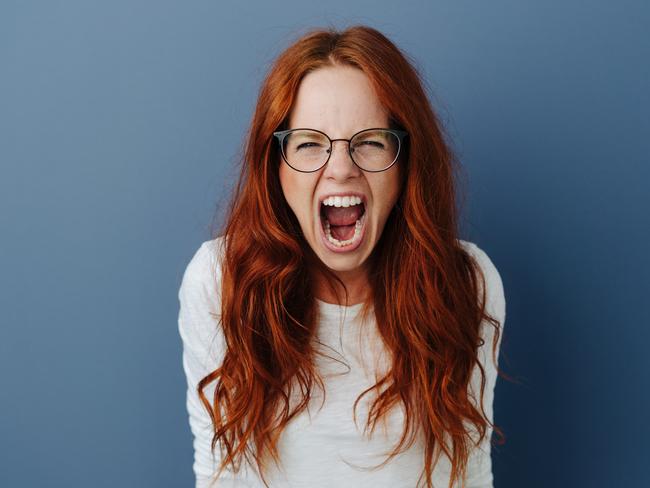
[1,1,648,486]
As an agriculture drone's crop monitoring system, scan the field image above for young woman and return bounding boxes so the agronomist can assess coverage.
[178,25,506,488]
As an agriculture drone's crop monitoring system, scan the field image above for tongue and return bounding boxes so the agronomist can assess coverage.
[323,205,363,226]
[322,205,364,242]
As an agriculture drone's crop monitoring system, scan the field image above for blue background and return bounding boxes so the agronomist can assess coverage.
[1,1,648,486]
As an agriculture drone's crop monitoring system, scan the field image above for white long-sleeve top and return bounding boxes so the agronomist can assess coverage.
[178,236,506,488]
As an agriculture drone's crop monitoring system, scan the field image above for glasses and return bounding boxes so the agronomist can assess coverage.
[273,127,408,173]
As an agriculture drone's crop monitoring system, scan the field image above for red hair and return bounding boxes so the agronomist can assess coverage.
[199,25,507,488]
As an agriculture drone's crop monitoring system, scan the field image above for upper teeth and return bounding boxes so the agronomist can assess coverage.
[322,195,363,207]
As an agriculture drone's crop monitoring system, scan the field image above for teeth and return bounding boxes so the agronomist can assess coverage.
[322,195,362,208]
[324,218,363,247]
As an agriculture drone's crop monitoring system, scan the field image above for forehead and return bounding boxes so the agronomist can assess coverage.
[288,65,390,136]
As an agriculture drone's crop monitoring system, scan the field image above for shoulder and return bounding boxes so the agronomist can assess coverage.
[179,236,226,299]
[457,239,506,326]
[459,240,507,425]
[177,236,226,332]
[184,235,226,276]
[177,236,227,367]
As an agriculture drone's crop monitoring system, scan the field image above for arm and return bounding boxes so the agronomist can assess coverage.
[178,238,245,488]
[463,242,507,488]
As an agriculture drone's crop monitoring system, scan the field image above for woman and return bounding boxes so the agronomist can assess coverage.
[178,25,507,488]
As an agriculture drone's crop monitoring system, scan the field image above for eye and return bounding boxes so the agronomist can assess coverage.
[363,140,384,148]
[296,142,323,150]
[354,140,385,149]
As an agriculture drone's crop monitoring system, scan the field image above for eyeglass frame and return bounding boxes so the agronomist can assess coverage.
[272,127,409,173]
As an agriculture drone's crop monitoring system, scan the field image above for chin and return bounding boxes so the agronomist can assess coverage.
[321,255,367,273]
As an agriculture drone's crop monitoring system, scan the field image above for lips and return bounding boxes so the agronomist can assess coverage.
[315,191,369,252]
[316,192,368,231]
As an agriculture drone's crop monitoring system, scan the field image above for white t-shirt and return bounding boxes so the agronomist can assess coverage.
[178,236,506,488]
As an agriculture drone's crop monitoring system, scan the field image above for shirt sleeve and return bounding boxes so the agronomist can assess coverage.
[462,242,507,488]
[178,238,247,488]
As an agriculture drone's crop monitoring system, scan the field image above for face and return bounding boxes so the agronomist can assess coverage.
[278,65,402,283]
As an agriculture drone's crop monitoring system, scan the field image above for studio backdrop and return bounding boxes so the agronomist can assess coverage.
[1,1,648,487]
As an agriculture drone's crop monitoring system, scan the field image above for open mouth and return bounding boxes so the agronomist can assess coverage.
[319,196,367,250]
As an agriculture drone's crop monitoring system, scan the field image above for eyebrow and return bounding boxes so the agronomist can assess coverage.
[287,126,391,136]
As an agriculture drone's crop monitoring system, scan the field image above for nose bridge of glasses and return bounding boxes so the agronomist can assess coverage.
[328,138,353,156]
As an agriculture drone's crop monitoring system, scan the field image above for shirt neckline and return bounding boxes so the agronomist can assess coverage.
[315,298,368,319]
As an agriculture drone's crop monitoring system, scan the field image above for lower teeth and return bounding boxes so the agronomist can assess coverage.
[324,219,362,247]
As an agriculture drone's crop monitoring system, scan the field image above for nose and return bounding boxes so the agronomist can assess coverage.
[322,139,362,180]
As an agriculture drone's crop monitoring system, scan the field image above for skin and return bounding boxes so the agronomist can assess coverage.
[279,64,402,306]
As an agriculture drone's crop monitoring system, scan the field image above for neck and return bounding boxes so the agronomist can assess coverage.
[313,266,370,306]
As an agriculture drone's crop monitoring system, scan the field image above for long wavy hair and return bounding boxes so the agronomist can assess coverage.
[199,25,506,488]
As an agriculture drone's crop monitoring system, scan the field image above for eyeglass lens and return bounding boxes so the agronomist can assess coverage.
[282,129,400,172]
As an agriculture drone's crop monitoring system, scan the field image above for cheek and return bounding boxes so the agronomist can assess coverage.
[376,170,402,217]
[279,164,297,210]
[279,166,314,222]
